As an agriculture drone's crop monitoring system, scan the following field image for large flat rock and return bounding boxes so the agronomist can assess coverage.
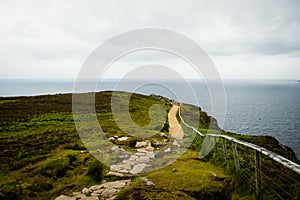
[130,163,148,174]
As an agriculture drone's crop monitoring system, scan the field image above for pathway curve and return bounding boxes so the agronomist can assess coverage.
[107,104,185,177]
[168,105,184,140]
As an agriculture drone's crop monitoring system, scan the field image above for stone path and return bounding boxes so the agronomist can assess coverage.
[107,141,155,176]
[107,105,185,177]
[56,105,183,199]
[55,179,132,200]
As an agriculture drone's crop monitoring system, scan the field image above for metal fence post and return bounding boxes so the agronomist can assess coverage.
[222,138,227,164]
[231,141,240,172]
[214,136,218,153]
[254,150,262,199]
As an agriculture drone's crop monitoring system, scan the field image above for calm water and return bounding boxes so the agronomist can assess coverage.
[1,79,299,158]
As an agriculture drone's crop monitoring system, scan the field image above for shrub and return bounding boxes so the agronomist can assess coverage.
[161,122,169,132]
[86,160,105,182]
[40,157,70,178]
[28,176,53,192]
[0,180,22,200]
[65,153,76,165]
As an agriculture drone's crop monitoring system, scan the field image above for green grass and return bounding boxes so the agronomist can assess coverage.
[116,150,233,200]
[0,99,18,105]
[1,91,298,199]
[0,148,98,199]
[0,91,172,200]
[202,137,300,199]
[179,103,300,199]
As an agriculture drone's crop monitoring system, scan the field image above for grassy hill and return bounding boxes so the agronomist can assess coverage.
[0,91,298,199]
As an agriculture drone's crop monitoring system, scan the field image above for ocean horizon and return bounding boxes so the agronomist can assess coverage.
[1,79,299,159]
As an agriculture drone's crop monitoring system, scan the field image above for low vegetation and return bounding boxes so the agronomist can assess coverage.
[0,91,298,199]
[180,103,300,199]
[0,91,170,199]
[116,150,233,200]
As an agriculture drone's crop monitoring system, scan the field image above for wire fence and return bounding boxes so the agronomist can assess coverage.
[178,105,300,200]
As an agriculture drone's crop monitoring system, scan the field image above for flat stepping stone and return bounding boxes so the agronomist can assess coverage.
[55,195,72,200]
[146,152,155,158]
[137,148,147,153]
[130,163,148,174]
[122,162,133,170]
[101,188,119,198]
[117,136,130,141]
[106,171,134,177]
[136,156,150,163]
[129,155,138,161]
[89,185,104,191]
[146,146,155,151]
[135,141,147,148]
[92,189,105,194]
[73,194,99,200]
[110,165,122,171]
[136,152,146,156]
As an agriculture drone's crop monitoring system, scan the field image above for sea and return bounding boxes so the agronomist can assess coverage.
[0,79,299,159]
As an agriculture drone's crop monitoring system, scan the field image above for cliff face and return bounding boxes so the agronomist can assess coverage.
[234,134,298,161]
[179,103,298,162]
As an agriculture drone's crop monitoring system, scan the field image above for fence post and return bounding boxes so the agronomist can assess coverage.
[231,141,240,171]
[254,150,262,199]
[214,136,218,153]
[222,138,227,164]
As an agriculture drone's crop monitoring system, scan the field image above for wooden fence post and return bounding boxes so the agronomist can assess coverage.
[222,138,227,164]
[231,141,240,171]
[254,150,262,199]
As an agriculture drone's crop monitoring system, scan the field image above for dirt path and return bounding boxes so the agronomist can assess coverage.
[168,105,184,140]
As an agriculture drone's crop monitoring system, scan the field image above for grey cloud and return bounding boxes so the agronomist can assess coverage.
[0,0,299,79]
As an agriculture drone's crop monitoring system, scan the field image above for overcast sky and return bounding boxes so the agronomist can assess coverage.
[0,0,299,80]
